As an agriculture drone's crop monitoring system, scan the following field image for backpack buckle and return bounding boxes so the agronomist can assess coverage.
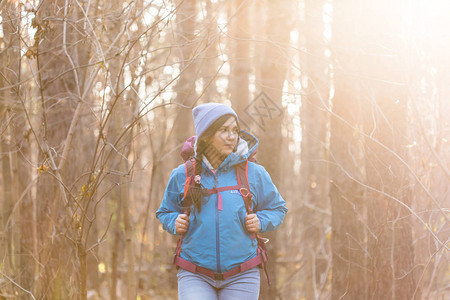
[239,187,251,198]
[260,237,270,244]
[214,273,224,280]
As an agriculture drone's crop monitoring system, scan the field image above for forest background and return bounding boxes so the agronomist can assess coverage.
[1,0,449,299]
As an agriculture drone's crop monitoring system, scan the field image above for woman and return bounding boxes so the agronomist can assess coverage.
[156,103,287,299]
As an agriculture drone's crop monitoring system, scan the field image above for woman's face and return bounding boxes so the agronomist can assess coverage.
[210,116,239,156]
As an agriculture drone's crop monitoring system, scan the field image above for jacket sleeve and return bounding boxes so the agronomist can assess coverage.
[155,167,185,235]
[254,165,288,233]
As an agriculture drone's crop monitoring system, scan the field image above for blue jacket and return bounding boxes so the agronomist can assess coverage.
[156,131,287,273]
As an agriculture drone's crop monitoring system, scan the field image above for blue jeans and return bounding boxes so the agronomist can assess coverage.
[177,267,260,300]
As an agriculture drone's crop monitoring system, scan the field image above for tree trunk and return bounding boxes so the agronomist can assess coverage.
[122,165,137,300]
[0,1,15,279]
[199,0,219,103]
[34,0,80,297]
[255,1,292,298]
[173,0,198,145]
[229,0,251,119]
[2,3,35,296]
[0,76,15,296]
[118,103,138,300]
[110,188,122,300]
[299,1,330,298]
[360,1,417,298]
[329,1,367,298]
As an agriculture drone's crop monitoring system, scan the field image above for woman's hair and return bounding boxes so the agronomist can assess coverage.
[190,114,239,212]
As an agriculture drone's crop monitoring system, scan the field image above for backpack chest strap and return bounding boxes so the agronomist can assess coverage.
[184,160,253,214]
[204,185,241,194]
[204,185,241,210]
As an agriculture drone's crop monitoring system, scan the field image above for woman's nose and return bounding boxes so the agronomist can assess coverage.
[226,131,237,139]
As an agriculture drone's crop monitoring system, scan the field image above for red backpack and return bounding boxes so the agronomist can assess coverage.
[172,136,271,284]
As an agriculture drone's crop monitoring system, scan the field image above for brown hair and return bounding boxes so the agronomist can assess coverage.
[190,114,239,212]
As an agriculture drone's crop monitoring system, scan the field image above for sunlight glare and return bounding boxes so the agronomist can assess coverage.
[143,7,159,26]
[98,262,106,274]
[403,0,450,38]
[323,1,332,42]
[163,65,173,75]
[249,74,256,94]
[195,79,203,95]
[220,62,230,76]
[290,30,299,44]
[217,11,229,33]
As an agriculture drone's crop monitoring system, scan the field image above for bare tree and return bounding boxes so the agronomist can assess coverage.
[298,1,331,298]
[229,0,251,116]
[173,0,199,144]
[329,0,367,298]
[357,1,418,298]
[199,0,220,103]
[255,1,293,298]
[1,2,30,297]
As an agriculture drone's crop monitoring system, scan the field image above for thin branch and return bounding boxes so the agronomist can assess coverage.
[303,68,450,225]
[328,150,449,250]
[0,271,37,300]
[86,213,113,252]
[409,91,450,180]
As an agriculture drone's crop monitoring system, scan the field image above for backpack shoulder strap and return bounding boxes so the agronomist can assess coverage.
[236,160,256,241]
[236,160,271,285]
[236,160,253,214]
[183,158,195,214]
[173,159,195,261]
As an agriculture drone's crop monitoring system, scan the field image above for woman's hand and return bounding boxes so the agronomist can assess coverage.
[175,214,190,235]
[245,213,260,233]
